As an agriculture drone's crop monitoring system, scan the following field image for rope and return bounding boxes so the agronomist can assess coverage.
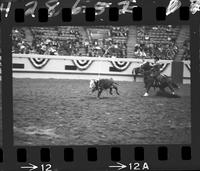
[97,55,101,80]
[97,45,113,80]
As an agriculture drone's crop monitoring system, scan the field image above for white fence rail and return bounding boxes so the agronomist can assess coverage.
[13,54,173,63]
[12,54,190,83]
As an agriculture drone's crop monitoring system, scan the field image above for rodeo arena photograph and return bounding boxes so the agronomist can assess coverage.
[12,25,191,145]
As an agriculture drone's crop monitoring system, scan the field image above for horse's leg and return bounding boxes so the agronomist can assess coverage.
[143,79,148,96]
[168,84,175,95]
[143,91,149,96]
[144,87,151,96]
[143,82,151,97]
[161,76,176,95]
[158,81,165,92]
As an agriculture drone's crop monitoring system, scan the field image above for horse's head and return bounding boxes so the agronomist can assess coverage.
[153,63,163,71]
[140,61,152,71]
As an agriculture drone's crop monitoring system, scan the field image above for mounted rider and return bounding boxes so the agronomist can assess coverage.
[150,56,163,87]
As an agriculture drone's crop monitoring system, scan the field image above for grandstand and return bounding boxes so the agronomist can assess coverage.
[12,25,190,60]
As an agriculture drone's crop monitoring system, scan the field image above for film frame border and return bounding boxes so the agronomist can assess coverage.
[0,0,200,170]
[0,6,193,23]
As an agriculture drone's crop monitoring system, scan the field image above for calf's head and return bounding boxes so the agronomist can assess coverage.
[89,79,98,92]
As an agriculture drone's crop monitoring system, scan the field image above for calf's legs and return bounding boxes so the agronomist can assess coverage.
[113,85,120,95]
[109,88,113,95]
[97,89,103,98]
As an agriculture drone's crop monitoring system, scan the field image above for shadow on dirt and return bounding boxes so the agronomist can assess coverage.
[156,91,181,98]
[84,96,119,100]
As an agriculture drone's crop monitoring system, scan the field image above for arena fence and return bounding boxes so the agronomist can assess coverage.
[12,54,190,84]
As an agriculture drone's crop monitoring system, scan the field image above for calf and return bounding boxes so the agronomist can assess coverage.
[89,78,120,98]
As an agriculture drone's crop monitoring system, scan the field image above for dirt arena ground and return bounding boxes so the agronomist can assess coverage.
[13,79,191,145]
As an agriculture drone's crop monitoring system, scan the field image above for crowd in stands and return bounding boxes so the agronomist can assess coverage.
[77,26,128,58]
[135,25,180,60]
[110,27,129,37]
[12,26,128,58]
[12,27,84,56]
[83,38,127,58]
[12,29,29,54]
[12,26,190,60]
[134,42,179,60]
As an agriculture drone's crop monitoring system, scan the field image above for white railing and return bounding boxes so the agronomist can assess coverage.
[11,54,190,83]
[13,54,173,63]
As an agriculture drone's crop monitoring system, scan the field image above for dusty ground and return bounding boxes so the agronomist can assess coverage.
[13,79,191,145]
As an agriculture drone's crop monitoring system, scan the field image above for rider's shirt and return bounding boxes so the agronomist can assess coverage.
[150,60,162,70]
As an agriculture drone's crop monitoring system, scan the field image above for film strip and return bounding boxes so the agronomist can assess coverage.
[0,0,200,171]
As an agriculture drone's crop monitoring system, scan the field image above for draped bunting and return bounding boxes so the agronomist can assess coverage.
[110,61,131,71]
[28,58,50,69]
[72,59,93,70]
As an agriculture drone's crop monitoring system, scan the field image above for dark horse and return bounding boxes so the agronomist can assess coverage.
[132,66,143,81]
[133,61,179,97]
